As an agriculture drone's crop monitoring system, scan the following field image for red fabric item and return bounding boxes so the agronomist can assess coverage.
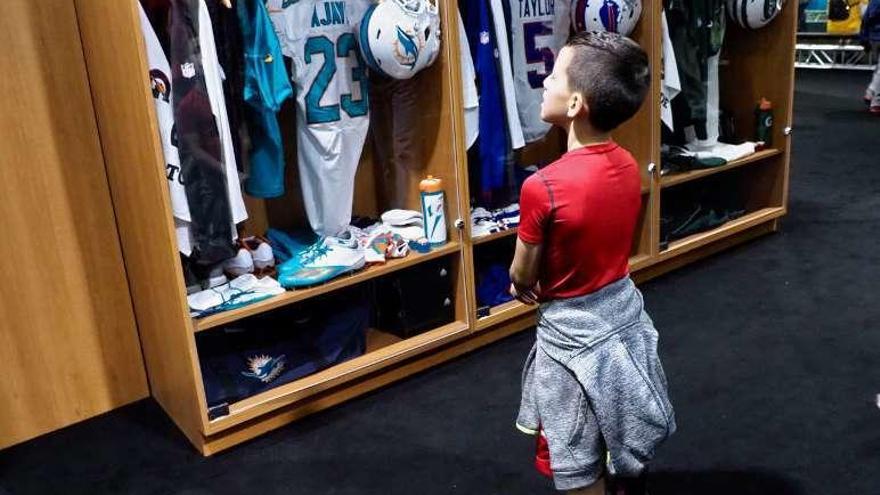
[534,430,553,478]
[518,142,641,300]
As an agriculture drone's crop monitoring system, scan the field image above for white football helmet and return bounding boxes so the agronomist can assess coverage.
[358,0,441,80]
[726,0,785,29]
[571,0,642,37]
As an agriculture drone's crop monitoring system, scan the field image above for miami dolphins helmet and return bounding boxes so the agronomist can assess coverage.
[726,0,785,29]
[358,0,441,79]
[571,0,642,37]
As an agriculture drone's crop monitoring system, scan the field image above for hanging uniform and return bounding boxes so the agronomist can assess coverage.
[660,10,681,132]
[503,0,570,143]
[139,0,246,259]
[237,0,294,198]
[462,0,511,201]
[199,0,248,228]
[267,0,371,237]
[457,9,480,150]
[487,0,526,150]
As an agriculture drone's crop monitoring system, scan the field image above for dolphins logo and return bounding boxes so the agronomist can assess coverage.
[395,26,419,70]
[241,354,286,383]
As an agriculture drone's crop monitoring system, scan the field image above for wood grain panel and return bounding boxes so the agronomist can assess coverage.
[74,0,209,446]
[613,0,660,182]
[0,0,148,449]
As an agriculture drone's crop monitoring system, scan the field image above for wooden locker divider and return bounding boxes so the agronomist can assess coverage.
[74,0,796,454]
[0,0,148,450]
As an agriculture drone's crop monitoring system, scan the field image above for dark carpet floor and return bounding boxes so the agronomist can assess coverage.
[2,70,879,495]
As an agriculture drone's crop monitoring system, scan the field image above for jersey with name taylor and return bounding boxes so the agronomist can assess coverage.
[267,0,371,236]
[505,0,570,143]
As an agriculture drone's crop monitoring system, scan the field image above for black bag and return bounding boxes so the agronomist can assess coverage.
[373,257,455,338]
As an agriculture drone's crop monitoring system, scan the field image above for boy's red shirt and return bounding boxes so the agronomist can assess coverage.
[518,141,641,300]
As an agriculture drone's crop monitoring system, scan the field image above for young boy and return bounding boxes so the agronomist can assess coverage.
[510,32,676,495]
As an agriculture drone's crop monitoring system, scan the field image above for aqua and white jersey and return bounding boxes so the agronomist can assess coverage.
[505,0,570,143]
[268,0,371,236]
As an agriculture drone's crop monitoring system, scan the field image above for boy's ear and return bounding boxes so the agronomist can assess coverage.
[566,91,588,119]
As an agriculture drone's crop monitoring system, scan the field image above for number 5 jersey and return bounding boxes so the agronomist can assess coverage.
[267,0,371,237]
[505,0,570,143]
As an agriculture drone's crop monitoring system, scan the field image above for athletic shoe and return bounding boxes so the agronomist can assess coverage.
[266,228,316,264]
[492,202,520,220]
[472,219,505,238]
[242,236,275,274]
[277,233,365,288]
[471,207,493,222]
[222,236,276,278]
[871,95,880,114]
[865,88,875,105]
[206,264,228,289]
[222,247,254,278]
[188,274,285,317]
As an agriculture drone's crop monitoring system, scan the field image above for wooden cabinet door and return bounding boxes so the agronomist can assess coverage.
[0,0,148,449]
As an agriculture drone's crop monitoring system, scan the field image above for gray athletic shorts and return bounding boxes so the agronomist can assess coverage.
[517,344,606,491]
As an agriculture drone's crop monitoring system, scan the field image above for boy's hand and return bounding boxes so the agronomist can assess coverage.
[510,283,540,305]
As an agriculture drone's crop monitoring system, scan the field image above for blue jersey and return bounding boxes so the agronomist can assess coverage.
[239,0,294,198]
[462,0,509,199]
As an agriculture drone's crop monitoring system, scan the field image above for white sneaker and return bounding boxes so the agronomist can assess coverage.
[189,274,285,316]
[241,236,275,270]
[222,248,254,277]
[206,264,229,289]
[472,219,505,238]
[471,207,492,222]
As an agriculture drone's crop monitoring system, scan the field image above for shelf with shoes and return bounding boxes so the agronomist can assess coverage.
[195,241,461,332]
[659,206,785,258]
[660,148,784,189]
[472,227,518,245]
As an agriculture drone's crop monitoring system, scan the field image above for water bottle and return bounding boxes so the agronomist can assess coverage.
[755,97,774,148]
[419,175,447,247]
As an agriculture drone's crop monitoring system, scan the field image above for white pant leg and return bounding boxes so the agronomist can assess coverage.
[870,63,880,96]
[869,46,880,95]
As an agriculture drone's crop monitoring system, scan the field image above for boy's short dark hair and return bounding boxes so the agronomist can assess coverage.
[565,31,650,132]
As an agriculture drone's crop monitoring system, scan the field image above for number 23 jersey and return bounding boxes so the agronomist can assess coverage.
[268,0,371,237]
[505,0,570,143]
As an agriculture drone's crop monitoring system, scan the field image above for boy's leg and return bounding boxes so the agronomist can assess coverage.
[869,45,880,99]
[566,476,605,495]
[533,348,606,492]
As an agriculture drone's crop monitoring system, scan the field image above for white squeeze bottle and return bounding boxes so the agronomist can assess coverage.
[419,175,447,246]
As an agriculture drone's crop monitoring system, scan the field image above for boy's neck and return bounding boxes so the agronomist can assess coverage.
[566,118,612,152]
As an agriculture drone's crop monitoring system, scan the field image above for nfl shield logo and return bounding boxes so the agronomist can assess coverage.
[181,62,196,79]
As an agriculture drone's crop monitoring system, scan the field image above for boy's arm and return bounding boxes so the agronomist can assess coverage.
[510,238,543,304]
[511,173,551,304]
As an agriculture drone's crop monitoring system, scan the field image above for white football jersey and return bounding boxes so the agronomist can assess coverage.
[268,0,371,237]
[660,10,680,132]
[505,0,570,143]
[457,9,479,149]
[199,0,248,229]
